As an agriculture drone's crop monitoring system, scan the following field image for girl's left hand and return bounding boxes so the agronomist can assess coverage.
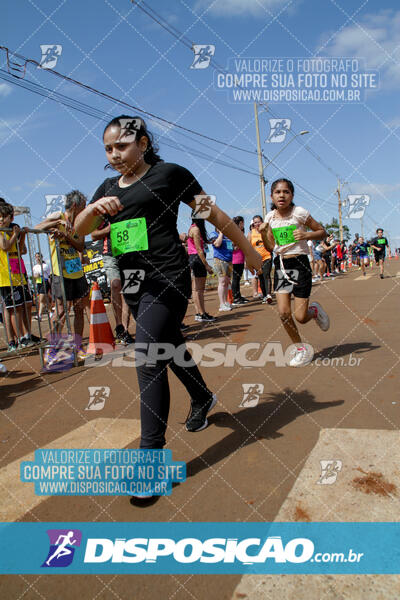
[293,230,307,241]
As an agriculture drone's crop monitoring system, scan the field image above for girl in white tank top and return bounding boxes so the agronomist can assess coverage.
[259,178,331,367]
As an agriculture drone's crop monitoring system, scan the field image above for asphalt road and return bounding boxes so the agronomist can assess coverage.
[1,261,399,599]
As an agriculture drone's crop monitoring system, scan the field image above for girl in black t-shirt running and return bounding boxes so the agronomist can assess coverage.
[76,115,262,455]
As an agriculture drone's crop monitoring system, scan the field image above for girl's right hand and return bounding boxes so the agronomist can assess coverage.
[258,222,268,233]
[206,264,214,274]
[92,196,123,217]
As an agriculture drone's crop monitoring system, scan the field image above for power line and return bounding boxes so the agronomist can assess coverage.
[0,69,259,176]
[0,45,257,156]
[130,2,343,181]
[0,45,338,210]
[0,69,108,120]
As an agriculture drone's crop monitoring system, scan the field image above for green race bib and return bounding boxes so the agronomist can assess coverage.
[272,224,297,246]
[377,238,386,245]
[110,218,149,257]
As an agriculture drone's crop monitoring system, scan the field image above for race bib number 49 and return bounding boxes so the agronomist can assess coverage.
[110,218,149,257]
[272,224,297,246]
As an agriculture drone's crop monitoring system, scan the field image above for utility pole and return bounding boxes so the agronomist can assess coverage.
[337,178,343,242]
[254,103,267,219]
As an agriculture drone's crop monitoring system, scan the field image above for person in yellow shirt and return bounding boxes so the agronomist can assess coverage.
[36,190,89,359]
[0,202,34,351]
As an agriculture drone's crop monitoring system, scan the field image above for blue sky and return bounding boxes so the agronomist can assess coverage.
[1,0,399,249]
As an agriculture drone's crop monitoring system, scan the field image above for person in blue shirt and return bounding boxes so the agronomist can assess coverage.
[354,237,370,276]
[209,229,234,311]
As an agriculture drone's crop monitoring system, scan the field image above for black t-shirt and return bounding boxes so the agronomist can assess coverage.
[371,236,389,254]
[90,162,202,301]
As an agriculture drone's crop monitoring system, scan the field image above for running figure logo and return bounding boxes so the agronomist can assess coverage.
[43,334,79,373]
[346,195,370,219]
[239,383,264,408]
[190,45,215,69]
[122,269,145,294]
[317,460,342,485]
[274,269,299,293]
[118,118,142,143]
[41,529,82,568]
[39,45,62,69]
[192,195,216,219]
[266,119,291,143]
[85,386,110,410]
[43,194,66,219]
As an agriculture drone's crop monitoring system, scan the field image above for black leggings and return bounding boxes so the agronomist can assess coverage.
[129,291,212,449]
[258,258,272,297]
[232,263,244,300]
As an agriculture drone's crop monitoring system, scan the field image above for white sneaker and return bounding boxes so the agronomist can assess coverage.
[0,363,7,375]
[309,301,330,331]
[289,346,313,367]
[219,304,232,312]
[195,314,202,322]
[225,302,233,309]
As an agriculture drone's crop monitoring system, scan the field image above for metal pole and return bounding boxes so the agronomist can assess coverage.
[15,239,31,345]
[254,103,267,219]
[4,232,22,344]
[32,232,48,368]
[23,209,35,269]
[337,179,343,243]
[54,239,78,367]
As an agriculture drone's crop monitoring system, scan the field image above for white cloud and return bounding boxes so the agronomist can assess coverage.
[142,10,180,31]
[194,0,295,17]
[0,119,20,143]
[387,116,400,129]
[0,83,12,97]
[27,180,55,189]
[320,9,400,89]
[345,182,400,198]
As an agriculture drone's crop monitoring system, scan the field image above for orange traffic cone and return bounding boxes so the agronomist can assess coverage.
[87,282,115,356]
[227,282,233,305]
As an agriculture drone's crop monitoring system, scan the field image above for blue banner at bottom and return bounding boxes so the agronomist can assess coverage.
[0,522,399,574]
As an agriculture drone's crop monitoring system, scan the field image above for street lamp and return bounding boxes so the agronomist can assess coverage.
[262,130,309,171]
[254,104,309,219]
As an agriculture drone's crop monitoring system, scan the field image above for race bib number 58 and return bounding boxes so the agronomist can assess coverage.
[110,218,149,256]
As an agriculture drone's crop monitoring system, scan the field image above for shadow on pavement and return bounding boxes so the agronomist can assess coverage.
[314,342,380,359]
[0,367,86,409]
[186,388,344,478]
[0,374,46,410]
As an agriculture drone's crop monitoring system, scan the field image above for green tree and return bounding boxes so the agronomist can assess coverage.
[324,217,350,242]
